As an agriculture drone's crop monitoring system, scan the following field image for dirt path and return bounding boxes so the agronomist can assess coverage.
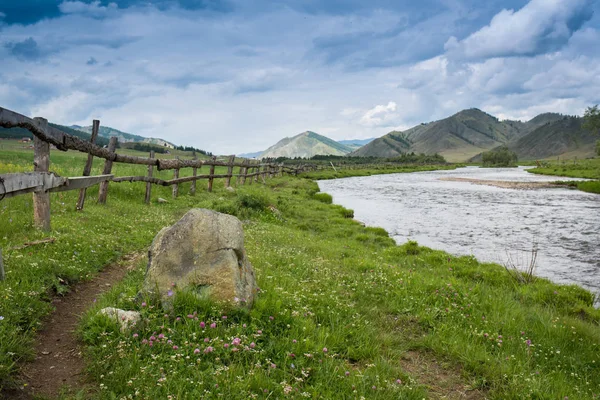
[2,253,142,400]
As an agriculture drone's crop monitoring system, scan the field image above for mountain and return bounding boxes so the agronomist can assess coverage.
[338,138,376,150]
[238,151,263,159]
[259,131,353,159]
[0,123,110,146]
[352,109,564,162]
[475,116,597,161]
[74,125,176,148]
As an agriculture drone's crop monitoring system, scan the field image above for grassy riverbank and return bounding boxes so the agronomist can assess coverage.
[528,158,600,194]
[302,164,458,180]
[0,146,599,399]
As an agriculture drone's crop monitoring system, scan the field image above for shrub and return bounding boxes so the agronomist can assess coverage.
[340,207,354,218]
[313,192,333,204]
[235,191,270,211]
[402,240,421,255]
[482,146,518,167]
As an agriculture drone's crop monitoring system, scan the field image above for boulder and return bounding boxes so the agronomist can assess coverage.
[98,307,141,333]
[142,209,258,308]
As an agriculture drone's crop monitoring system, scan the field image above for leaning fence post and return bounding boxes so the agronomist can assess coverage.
[190,152,198,195]
[33,117,51,231]
[225,155,235,188]
[172,156,180,198]
[207,156,216,192]
[76,119,100,211]
[97,136,118,204]
[145,150,154,204]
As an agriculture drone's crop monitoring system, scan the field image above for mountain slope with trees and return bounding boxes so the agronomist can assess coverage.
[352,109,565,162]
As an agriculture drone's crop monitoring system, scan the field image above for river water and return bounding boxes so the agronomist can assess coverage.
[318,167,600,300]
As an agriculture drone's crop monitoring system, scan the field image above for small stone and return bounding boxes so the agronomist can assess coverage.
[41,351,51,355]
[157,198,168,203]
[226,186,235,193]
[98,307,142,333]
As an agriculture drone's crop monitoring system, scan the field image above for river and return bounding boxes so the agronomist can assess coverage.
[318,167,600,301]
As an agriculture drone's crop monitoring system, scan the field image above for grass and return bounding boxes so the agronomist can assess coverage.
[0,141,599,399]
[302,164,458,180]
[528,158,600,194]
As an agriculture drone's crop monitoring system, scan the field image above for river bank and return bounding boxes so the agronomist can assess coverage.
[1,159,599,398]
[528,158,600,194]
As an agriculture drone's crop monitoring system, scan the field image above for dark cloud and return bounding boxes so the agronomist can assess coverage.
[0,0,232,26]
[4,37,44,61]
[86,56,98,65]
[0,1,61,25]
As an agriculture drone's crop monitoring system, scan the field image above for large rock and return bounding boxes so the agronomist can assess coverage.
[142,209,258,308]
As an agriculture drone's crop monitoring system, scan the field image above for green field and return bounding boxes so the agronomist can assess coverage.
[529,158,600,194]
[0,141,599,399]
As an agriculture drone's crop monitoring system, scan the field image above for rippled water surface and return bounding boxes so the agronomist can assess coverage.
[318,167,600,299]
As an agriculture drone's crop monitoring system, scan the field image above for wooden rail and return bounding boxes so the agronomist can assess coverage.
[0,106,319,231]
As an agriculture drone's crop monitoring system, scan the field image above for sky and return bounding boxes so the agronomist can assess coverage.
[0,0,598,154]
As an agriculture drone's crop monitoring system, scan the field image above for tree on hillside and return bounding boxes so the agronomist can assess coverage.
[583,105,600,156]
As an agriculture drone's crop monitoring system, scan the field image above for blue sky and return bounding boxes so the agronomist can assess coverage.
[0,0,598,154]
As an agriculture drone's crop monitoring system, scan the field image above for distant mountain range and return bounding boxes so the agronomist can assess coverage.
[72,125,176,148]
[351,109,595,162]
[258,131,354,159]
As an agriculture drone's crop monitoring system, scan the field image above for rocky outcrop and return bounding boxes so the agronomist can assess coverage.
[141,209,258,308]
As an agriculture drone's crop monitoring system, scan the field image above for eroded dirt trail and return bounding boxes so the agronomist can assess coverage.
[2,253,142,400]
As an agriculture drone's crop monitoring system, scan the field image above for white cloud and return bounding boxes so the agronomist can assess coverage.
[58,1,118,17]
[0,0,599,154]
[359,102,399,127]
[445,0,593,60]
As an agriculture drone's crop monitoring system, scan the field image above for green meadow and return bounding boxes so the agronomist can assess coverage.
[0,141,599,399]
[529,158,600,194]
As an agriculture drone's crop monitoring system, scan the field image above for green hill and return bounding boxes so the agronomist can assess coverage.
[74,125,176,148]
[479,116,597,161]
[352,109,565,162]
[0,123,110,147]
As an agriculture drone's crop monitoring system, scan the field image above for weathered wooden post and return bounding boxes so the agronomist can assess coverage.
[97,136,118,204]
[172,156,180,198]
[207,156,216,192]
[76,119,100,211]
[0,247,4,281]
[253,163,259,183]
[240,159,248,185]
[33,117,51,231]
[145,150,154,204]
[225,155,235,188]
[190,152,198,195]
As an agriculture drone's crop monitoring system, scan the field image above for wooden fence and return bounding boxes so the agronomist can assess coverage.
[0,106,319,233]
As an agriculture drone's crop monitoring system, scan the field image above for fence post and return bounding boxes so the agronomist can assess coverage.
[97,136,118,204]
[207,156,216,192]
[33,117,51,231]
[0,247,4,281]
[190,152,198,195]
[145,150,154,204]
[240,160,248,185]
[76,119,100,211]
[172,156,180,198]
[225,155,235,188]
